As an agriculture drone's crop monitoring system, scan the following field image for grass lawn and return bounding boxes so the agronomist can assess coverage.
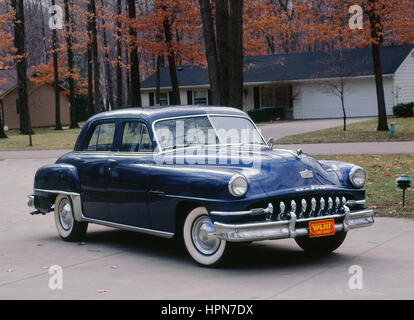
[277,117,414,144]
[0,126,82,151]
[316,154,414,218]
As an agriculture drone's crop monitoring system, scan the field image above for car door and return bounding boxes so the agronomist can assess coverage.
[107,120,153,228]
[75,120,116,222]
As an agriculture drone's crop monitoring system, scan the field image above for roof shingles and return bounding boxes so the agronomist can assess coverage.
[141,44,414,89]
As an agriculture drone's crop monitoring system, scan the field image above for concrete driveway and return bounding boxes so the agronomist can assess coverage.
[1,156,414,299]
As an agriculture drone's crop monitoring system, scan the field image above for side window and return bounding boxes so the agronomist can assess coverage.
[121,121,152,152]
[85,122,115,151]
[140,125,152,151]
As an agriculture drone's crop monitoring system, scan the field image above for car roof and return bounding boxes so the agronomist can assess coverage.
[86,105,248,124]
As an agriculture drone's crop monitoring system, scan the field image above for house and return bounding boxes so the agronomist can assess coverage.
[140,44,414,119]
[0,68,70,129]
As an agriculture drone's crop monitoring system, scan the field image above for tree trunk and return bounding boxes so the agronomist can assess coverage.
[116,0,123,109]
[155,52,164,105]
[100,0,115,111]
[371,43,388,131]
[90,0,102,113]
[51,6,62,131]
[125,46,131,106]
[0,100,7,139]
[198,0,221,105]
[38,0,48,63]
[368,0,389,131]
[215,0,230,105]
[163,16,181,105]
[87,2,94,117]
[12,0,32,140]
[128,0,142,107]
[341,93,347,131]
[228,0,244,109]
[64,0,78,128]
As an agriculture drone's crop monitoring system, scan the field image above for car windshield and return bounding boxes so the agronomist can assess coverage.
[154,115,266,151]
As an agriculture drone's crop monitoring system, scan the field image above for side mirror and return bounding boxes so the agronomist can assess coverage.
[267,137,275,148]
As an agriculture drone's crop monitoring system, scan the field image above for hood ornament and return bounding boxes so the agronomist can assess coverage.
[300,169,313,179]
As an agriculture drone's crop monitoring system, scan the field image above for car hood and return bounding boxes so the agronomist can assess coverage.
[249,148,341,194]
[159,146,342,194]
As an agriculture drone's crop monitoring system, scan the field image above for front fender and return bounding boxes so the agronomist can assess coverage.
[33,164,81,213]
[318,160,359,189]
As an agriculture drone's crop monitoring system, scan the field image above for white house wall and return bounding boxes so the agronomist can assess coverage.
[293,77,395,119]
[394,49,414,104]
[243,86,255,111]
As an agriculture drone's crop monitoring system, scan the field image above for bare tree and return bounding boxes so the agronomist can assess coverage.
[11,0,32,143]
[367,0,389,131]
[115,0,123,109]
[51,0,62,130]
[87,1,95,117]
[90,0,102,112]
[64,0,78,128]
[199,0,221,105]
[127,0,142,107]
[320,51,354,131]
[100,0,115,111]
[199,0,244,108]
[162,13,181,105]
[0,100,6,139]
[228,0,243,109]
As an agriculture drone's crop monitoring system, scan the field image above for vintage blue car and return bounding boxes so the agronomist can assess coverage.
[28,106,374,266]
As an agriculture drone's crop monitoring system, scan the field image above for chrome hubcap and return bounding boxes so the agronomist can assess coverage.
[58,199,73,231]
[191,216,220,255]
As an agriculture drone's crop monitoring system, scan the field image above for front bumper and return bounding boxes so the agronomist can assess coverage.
[213,206,374,242]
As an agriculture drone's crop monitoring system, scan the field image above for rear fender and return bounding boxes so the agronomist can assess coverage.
[32,164,83,221]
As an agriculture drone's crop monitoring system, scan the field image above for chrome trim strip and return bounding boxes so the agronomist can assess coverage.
[346,200,366,206]
[31,189,174,238]
[81,216,174,239]
[211,203,273,216]
[34,188,80,196]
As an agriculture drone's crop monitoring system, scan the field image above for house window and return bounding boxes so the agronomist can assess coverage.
[260,85,291,108]
[159,92,169,105]
[193,89,207,105]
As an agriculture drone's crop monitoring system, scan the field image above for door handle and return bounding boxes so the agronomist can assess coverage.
[108,159,117,164]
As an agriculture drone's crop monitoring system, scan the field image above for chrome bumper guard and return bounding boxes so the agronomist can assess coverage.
[28,195,35,208]
[212,205,374,242]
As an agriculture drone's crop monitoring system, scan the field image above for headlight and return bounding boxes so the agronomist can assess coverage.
[228,174,248,197]
[349,166,366,188]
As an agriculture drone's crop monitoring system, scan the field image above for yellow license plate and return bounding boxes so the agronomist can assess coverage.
[309,219,335,238]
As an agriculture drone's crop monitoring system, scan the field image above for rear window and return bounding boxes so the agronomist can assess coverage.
[85,122,115,151]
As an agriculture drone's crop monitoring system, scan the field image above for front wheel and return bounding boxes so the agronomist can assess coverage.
[294,232,347,254]
[54,194,88,242]
[183,207,227,267]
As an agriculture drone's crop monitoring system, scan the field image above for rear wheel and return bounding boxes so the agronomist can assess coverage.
[295,232,347,254]
[54,194,88,242]
[183,207,227,267]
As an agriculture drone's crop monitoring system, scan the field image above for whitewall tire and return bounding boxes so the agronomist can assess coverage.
[183,207,227,266]
[54,194,88,242]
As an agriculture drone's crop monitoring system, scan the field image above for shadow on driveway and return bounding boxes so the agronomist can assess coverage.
[41,228,354,271]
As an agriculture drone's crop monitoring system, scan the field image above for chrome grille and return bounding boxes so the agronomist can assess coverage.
[273,195,347,221]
